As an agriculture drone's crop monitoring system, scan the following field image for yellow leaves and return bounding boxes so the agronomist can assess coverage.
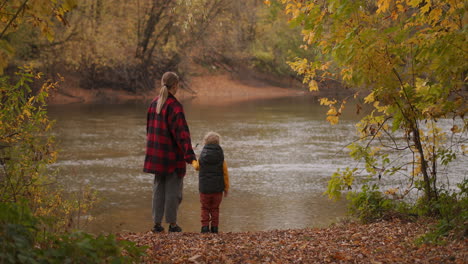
[309,80,319,91]
[319,98,337,106]
[429,8,443,25]
[302,30,315,45]
[364,92,375,104]
[320,98,346,125]
[326,115,340,125]
[327,107,338,116]
[412,164,422,177]
[373,101,388,113]
[288,58,309,75]
[263,0,271,6]
[320,98,339,124]
[384,187,399,195]
[377,0,392,14]
[321,61,331,71]
[285,3,298,17]
[22,108,31,118]
[420,2,431,14]
[407,0,425,8]
[341,68,353,81]
[415,78,428,93]
[396,4,405,12]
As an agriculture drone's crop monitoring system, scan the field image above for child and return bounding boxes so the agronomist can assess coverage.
[193,132,229,233]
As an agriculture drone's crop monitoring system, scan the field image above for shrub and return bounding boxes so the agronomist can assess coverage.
[0,201,146,263]
[347,184,402,223]
[417,180,468,244]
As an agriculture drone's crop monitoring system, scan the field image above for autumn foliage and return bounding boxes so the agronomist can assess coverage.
[279,0,467,211]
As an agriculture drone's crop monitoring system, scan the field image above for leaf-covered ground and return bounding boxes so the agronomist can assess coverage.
[120,219,467,263]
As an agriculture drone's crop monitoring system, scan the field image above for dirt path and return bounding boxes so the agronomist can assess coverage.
[120,219,467,263]
[48,74,306,106]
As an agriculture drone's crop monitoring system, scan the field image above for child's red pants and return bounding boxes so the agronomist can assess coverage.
[199,192,223,227]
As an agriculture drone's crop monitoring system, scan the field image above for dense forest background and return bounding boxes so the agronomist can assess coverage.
[7,0,311,92]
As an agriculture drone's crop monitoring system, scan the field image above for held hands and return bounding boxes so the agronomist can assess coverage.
[191,160,199,170]
[224,190,228,198]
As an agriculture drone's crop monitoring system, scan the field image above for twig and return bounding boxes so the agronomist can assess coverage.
[0,0,29,39]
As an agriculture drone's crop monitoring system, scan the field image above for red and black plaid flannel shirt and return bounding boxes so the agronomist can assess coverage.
[144,93,196,177]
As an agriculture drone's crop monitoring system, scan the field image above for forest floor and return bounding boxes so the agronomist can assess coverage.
[120,218,467,263]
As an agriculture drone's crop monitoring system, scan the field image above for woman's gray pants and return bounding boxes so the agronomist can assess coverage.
[152,172,183,224]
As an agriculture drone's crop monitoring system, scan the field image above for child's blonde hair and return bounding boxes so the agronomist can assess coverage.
[204,131,221,145]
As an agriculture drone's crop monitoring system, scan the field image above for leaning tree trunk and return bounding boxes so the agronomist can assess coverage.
[411,122,438,205]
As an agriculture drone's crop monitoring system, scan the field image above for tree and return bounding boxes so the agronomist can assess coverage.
[0,0,76,72]
[0,0,97,231]
[278,0,467,207]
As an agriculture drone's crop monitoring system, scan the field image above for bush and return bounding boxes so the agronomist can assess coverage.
[417,180,468,244]
[346,184,407,223]
[346,180,467,244]
[0,202,146,263]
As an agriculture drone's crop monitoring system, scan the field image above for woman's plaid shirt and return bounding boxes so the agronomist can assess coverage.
[144,93,196,177]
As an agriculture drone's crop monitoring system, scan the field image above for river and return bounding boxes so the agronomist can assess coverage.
[47,95,466,233]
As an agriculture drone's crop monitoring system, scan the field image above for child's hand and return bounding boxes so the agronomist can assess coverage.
[224,190,228,198]
[191,160,199,170]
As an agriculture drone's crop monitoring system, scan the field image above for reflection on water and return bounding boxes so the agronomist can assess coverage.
[48,96,465,234]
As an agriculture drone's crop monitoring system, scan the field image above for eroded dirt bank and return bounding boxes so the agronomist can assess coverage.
[48,74,307,106]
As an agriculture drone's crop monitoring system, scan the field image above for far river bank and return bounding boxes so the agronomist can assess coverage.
[48,73,312,106]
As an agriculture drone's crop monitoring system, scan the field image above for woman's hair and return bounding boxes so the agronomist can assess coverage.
[203,131,221,145]
[156,72,179,114]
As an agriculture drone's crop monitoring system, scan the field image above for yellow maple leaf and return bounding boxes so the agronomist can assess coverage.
[377,0,391,14]
[327,107,337,116]
[309,80,319,91]
[364,92,375,104]
[326,115,339,125]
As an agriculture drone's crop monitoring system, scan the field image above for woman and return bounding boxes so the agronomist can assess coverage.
[144,72,197,233]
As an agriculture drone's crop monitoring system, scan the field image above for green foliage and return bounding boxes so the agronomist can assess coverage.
[347,184,398,223]
[0,201,146,264]
[251,0,314,77]
[0,66,57,203]
[416,180,468,244]
[325,167,356,201]
[1,67,97,232]
[0,201,39,263]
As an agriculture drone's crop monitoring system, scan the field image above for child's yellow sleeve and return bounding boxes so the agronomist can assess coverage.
[192,160,199,171]
[223,161,229,192]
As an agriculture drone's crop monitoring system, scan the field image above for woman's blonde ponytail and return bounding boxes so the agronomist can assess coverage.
[156,72,179,114]
[156,85,168,114]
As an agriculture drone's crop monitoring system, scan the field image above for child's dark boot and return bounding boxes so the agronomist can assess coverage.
[201,226,210,233]
[211,226,218,233]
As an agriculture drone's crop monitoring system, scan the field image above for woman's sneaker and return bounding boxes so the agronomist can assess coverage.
[201,226,210,233]
[168,224,182,232]
[152,223,164,233]
[211,226,218,233]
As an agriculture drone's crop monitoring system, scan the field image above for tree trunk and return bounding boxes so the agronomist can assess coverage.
[411,124,437,204]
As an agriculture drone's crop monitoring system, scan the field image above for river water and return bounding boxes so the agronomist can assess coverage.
[48,95,466,234]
